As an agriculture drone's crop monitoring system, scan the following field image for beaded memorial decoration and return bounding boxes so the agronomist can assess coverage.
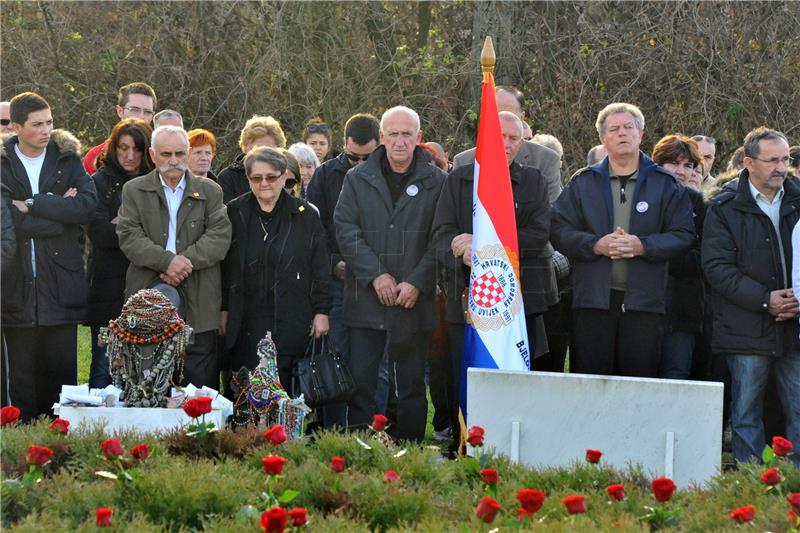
[99,289,191,408]
[231,332,309,439]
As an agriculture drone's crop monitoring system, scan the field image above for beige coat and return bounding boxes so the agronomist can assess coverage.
[116,170,231,333]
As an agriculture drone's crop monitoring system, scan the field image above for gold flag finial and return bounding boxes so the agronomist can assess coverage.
[480,36,496,83]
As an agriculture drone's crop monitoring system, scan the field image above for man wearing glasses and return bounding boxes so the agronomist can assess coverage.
[692,134,717,187]
[0,101,13,133]
[703,126,800,467]
[306,113,380,429]
[82,82,157,175]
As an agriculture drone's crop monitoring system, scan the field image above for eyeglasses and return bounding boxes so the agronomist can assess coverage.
[751,156,794,167]
[248,173,284,183]
[306,123,329,134]
[0,119,9,126]
[691,135,716,145]
[123,106,155,118]
[346,152,370,163]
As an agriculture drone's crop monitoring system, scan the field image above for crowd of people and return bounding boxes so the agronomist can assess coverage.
[1,82,799,467]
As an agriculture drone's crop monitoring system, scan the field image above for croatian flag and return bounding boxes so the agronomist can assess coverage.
[461,73,530,418]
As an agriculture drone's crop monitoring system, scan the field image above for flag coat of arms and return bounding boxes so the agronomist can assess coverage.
[461,71,530,406]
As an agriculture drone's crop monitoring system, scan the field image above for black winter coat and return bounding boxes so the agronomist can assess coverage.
[432,161,553,323]
[306,151,352,273]
[1,192,15,263]
[551,152,694,313]
[86,164,134,325]
[1,131,97,326]
[222,191,332,357]
[218,153,247,204]
[701,171,800,357]
[334,146,446,333]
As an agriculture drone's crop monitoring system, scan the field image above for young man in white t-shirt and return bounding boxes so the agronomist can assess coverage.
[1,92,97,421]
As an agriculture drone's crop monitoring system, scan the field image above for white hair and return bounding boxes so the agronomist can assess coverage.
[595,102,645,135]
[151,125,189,152]
[531,133,563,159]
[153,109,184,129]
[380,106,420,133]
[288,142,320,167]
[499,111,523,137]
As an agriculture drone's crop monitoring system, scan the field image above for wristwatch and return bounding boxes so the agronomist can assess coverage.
[24,198,34,210]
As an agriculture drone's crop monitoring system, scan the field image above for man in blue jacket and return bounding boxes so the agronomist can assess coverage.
[551,102,694,377]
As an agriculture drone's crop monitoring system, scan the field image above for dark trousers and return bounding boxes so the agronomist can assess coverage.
[180,330,220,390]
[428,292,451,432]
[572,290,662,377]
[89,324,112,389]
[2,325,78,422]
[347,327,429,442]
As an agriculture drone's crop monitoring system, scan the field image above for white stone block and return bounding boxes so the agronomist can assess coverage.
[54,405,226,435]
[466,369,723,487]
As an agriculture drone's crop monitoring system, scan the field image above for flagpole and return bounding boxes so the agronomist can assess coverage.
[480,36,495,84]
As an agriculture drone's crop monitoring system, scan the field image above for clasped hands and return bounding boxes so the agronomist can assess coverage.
[160,254,193,286]
[768,288,800,322]
[593,227,645,259]
[372,273,419,309]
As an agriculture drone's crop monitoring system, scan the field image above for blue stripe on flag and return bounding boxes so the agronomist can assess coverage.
[460,324,497,420]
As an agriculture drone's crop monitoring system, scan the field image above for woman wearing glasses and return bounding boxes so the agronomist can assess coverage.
[302,119,333,163]
[220,146,331,390]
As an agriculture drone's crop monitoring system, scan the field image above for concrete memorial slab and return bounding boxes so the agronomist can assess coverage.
[467,369,723,487]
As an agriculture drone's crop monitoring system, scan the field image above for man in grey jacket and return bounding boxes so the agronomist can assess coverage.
[334,106,446,442]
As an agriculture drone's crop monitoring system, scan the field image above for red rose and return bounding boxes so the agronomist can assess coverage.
[48,418,70,435]
[195,396,213,415]
[131,443,150,460]
[262,455,287,476]
[100,438,125,459]
[183,398,202,418]
[562,494,587,514]
[516,489,546,514]
[96,507,113,527]
[761,467,781,486]
[772,436,793,457]
[288,507,308,527]
[466,426,485,447]
[1,405,21,426]
[28,445,53,466]
[261,506,288,532]
[585,449,603,463]
[384,469,400,483]
[330,456,346,473]
[264,424,288,445]
[606,483,625,501]
[371,414,388,431]
[652,477,677,502]
[475,495,501,523]
[480,468,498,484]
[729,504,755,523]
[788,492,800,514]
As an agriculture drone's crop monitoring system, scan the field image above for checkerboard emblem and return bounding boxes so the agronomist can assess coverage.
[471,270,506,309]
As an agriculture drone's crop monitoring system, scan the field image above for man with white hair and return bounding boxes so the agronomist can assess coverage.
[551,102,694,378]
[0,101,13,133]
[334,105,446,442]
[116,125,231,388]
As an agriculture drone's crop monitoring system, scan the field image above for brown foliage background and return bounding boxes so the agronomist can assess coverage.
[1,1,799,177]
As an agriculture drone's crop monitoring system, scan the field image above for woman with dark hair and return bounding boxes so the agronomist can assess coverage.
[220,146,331,391]
[302,119,332,163]
[87,118,154,388]
[651,134,707,380]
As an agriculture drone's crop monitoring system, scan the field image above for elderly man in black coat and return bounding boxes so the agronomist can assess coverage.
[334,106,446,442]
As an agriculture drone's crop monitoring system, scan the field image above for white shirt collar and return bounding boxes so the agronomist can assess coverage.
[159,173,186,192]
[748,179,783,204]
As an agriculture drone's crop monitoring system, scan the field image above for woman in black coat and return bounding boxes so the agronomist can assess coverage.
[220,146,331,391]
[86,118,153,388]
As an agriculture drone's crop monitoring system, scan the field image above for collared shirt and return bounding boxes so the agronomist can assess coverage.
[749,180,786,285]
[608,166,640,292]
[159,173,186,253]
[16,144,46,277]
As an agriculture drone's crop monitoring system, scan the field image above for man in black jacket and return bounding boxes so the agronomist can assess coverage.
[1,92,97,421]
[334,106,446,442]
[702,127,800,466]
[306,113,380,429]
[433,111,550,445]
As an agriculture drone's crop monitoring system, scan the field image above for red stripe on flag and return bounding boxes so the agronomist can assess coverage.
[475,74,519,256]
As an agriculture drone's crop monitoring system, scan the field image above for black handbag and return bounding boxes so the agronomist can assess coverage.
[294,336,355,408]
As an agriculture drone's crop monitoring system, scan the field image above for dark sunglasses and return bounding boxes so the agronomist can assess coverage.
[306,123,329,134]
[0,119,10,126]
[346,152,370,163]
